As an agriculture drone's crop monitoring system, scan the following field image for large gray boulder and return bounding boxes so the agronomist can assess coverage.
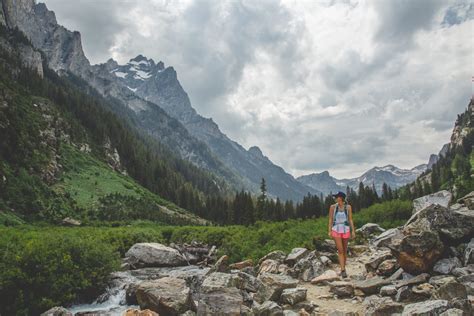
[200,272,240,293]
[404,204,474,243]
[258,250,286,265]
[402,300,449,315]
[396,231,444,274]
[412,190,452,214]
[370,227,404,249]
[354,276,391,295]
[329,281,354,297]
[287,251,324,281]
[363,296,403,316]
[136,277,195,315]
[365,250,393,272]
[284,247,309,266]
[280,287,307,305]
[357,223,385,238]
[433,257,462,275]
[457,273,474,295]
[196,286,244,315]
[253,300,283,316]
[456,191,474,209]
[125,243,188,268]
[433,281,468,301]
[254,273,298,303]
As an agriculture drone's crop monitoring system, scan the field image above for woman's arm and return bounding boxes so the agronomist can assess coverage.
[348,204,356,238]
[328,205,334,237]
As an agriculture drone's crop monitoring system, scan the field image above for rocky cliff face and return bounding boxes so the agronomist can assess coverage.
[103,55,318,200]
[0,0,244,188]
[451,99,474,148]
[0,0,318,201]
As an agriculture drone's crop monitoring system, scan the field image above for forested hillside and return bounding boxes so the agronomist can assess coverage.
[0,25,224,225]
[395,99,474,200]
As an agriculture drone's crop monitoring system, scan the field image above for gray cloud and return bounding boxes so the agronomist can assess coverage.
[41,0,472,179]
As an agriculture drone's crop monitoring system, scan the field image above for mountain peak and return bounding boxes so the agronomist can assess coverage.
[248,146,263,157]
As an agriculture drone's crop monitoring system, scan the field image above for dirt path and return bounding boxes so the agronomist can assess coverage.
[299,252,369,314]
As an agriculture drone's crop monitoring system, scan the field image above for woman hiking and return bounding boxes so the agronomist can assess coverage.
[327,191,355,278]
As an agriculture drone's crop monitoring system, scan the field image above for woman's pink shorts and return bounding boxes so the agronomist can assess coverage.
[331,230,350,239]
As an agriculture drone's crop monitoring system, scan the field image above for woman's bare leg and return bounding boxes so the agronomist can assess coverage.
[342,237,349,267]
[333,236,345,271]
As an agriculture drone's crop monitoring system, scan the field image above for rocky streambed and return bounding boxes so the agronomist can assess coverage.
[43,190,474,316]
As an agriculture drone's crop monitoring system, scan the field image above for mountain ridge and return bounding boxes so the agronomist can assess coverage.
[1,0,319,201]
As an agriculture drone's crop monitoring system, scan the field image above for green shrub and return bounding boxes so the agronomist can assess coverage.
[0,228,120,315]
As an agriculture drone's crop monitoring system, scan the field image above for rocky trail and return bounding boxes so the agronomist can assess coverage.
[43,190,473,316]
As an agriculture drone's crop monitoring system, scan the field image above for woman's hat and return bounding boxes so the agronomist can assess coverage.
[332,191,346,199]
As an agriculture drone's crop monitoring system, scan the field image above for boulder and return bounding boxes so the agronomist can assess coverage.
[357,223,385,237]
[396,231,444,274]
[258,259,280,275]
[456,191,474,209]
[254,273,298,303]
[210,255,229,273]
[365,250,393,272]
[404,204,474,243]
[279,287,307,305]
[200,272,241,293]
[402,300,449,315]
[234,270,263,293]
[363,295,403,316]
[258,250,286,265]
[411,283,434,298]
[388,267,404,281]
[380,284,397,296]
[136,277,195,315]
[229,259,253,270]
[253,300,283,315]
[433,281,468,301]
[293,301,318,313]
[439,309,464,316]
[196,286,244,315]
[285,247,309,266]
[314,239,337,252]
[123,309,159,316]
[395,273,430,288]
[457,273,474,295]
[354,276,391,295]
[310,269,340,284]
[125,243,188,268]
[287,251,324,281]
[429,275,457,287]
[329,281,354,298]
[370,227,404,249]
[394,286,411,302]
[412,190,452,214]
[376,259,399,276]
[433,257,462,275]
[40,306,72,316]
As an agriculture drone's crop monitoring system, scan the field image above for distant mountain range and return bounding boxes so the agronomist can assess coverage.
[297,143,449,195]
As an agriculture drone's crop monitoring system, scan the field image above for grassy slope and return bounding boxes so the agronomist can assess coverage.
[52,144,209,225]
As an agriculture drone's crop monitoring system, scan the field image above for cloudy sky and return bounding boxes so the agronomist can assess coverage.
[42,0,473,179]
